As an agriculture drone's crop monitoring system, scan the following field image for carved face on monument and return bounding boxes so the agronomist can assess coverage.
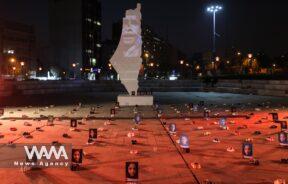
[122,15,141,57]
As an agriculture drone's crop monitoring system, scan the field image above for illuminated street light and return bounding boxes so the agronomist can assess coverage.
[237,51,241,56]
[226,60,230,64]
[10,57,16,63]
[38,67,42,71]
[7,50,14,54]
[180,60,184,65]
[20,62,25,66]
[72,63,76,68]
[150,63,154,67]
[248,53,253,59]
[108,63,113,70]
[12,66,16,71]
[207,5,223,53]
[144,53,149,58]
[215,56,220,62]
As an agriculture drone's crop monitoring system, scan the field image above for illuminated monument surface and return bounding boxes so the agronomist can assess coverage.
[110,3,153,106]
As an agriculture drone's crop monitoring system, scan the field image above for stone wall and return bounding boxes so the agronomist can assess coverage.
[1,79,288,97]
[211,79,288,97]
[0,80,202,96]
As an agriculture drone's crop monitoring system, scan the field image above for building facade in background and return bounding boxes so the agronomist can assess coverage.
[103,21,187,79]
[49,0,101,78]
[0,18,36,76]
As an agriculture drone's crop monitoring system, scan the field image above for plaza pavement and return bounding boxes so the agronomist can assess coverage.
[0,92,287,183]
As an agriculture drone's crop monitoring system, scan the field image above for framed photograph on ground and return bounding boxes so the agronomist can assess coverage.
[89,128,97,140]
[219,118,227,129]
[70,119,77,128]
[110,108,115,117]
[179,134,190,149]
[134,114,141,124]
[71,149,83,164]
[269,113,279,122]
[278,132,288,146]
[169,123,176,134]
[242,142,253,159]
[48,115,54,123]
[126,162,138,182]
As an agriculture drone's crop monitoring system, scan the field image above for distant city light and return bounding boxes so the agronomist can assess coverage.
[7,50,14,54]
[169,75,178,81]
[10,57,16,63]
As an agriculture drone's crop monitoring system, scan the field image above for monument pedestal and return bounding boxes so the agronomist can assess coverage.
[118,95,153,106]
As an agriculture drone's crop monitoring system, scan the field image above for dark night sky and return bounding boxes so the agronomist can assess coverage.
[0,0,287,57]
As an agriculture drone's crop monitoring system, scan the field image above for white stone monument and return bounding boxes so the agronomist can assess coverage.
[110,3,153,106]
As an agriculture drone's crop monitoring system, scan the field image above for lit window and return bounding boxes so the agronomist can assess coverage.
[86,18,92,22]
[90,58,96,66]
[94,21,101,26]
[86,49,93,54]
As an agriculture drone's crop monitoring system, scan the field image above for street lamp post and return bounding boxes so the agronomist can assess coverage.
[207,5,222,54]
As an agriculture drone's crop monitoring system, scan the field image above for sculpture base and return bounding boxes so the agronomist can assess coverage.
[118,95,153,106]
